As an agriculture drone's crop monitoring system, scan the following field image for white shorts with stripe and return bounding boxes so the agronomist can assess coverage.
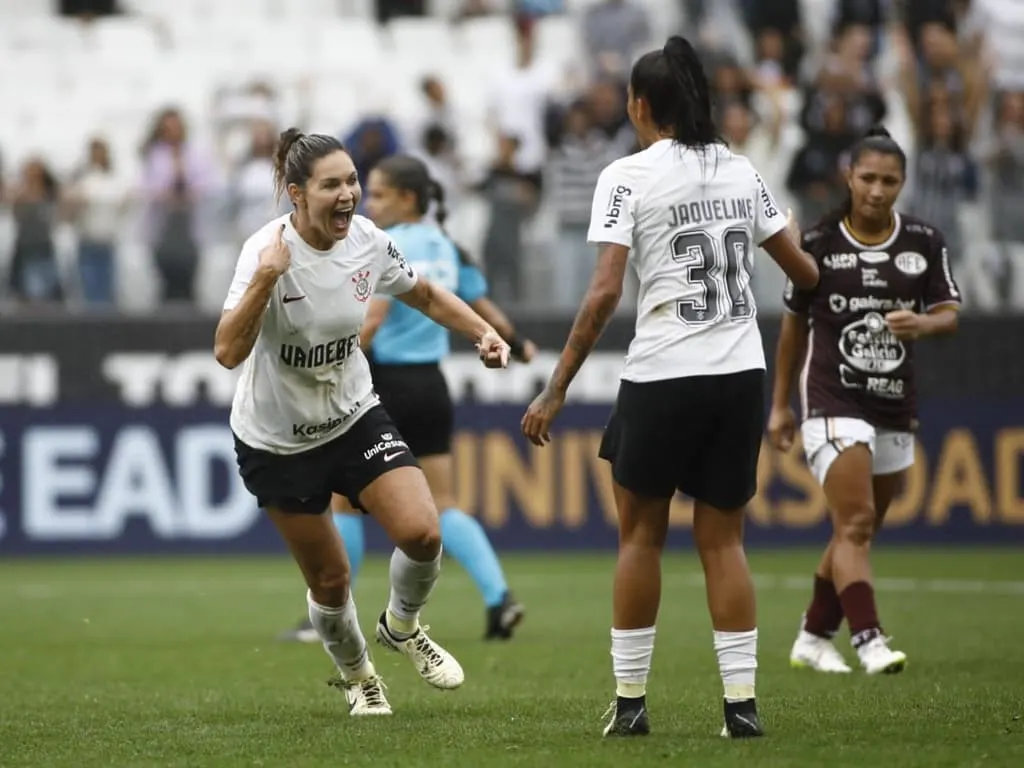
[800,417,915,486]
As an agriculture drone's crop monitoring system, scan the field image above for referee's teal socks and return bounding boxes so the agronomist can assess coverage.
[333,507,507,608]
[439,508,508,608]
[332,512,365,580]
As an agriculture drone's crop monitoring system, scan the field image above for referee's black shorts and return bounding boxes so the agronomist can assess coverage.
[598,369,765,509]
[233,405,419,515]
[369,360,453,458]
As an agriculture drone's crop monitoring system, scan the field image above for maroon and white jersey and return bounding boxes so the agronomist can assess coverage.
[784,212,961,431]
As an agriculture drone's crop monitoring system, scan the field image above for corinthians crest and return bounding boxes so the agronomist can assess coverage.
[352,270,371,302]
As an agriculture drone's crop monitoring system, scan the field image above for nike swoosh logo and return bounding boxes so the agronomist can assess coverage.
[283,294,306,304]
[383,451,405,462]
[732,714,757,732]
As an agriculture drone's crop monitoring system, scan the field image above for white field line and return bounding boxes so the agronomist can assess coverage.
[2,572,1023,600]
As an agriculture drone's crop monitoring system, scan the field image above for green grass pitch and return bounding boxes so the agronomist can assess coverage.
[1,549,1022,767]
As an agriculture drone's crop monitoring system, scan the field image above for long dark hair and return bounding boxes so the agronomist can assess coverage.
[373,154,448,227]
[821,124,908,227]
[630,35,722,150]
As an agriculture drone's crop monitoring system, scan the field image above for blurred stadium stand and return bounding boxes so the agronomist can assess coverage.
[1,1,1023,558]
[0,0,1021,315]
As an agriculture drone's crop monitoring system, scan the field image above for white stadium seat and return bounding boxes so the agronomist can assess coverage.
[386,17,454,55]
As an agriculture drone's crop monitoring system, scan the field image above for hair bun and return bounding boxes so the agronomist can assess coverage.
[663,35,693,57]
[864,125,892,140]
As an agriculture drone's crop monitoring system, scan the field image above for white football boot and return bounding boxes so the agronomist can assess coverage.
[857,635,908,675]
[375,613,465,690]
[328,674,393,716]
[790,628,853,674]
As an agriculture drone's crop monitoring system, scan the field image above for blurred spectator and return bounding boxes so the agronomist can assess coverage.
[139,108,220,304]
[489,19,556,181]
[228,120,286,248]
[753,28,793,89]
[582,0,651,82]
[684,0,709,26]
[64,138,129,307]
[587,79,635,149]
[343,116,402,215]
[404,77,458,156]
[835,0,888,31]
[547,100,613,309]
[788,93,859,226]
[984,90,1024,242]
[213,81,282,168]
[412,125,463,213]
[965,0,1024,90]
[720,93,784,173]
[59,0,119,18]
[7,159,62,305]
[478,135,541,304]
[903,0,959,46]
[907,98,978,258]
[377,0,425,25]
[454,0,497,22]
[899,19,986,133]
[0,0,1017,315]
[710,57,755,111]
[744,0,804,83]
[515,0,566,19]
[816,24,887,133]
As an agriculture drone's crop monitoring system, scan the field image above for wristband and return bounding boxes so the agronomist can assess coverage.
[508,335,526,360]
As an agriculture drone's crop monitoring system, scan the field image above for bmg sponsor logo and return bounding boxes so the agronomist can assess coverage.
[603,184,632,228]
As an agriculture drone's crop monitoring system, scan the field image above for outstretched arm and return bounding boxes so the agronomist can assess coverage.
[469,296,536,362]
[396,277,509,367]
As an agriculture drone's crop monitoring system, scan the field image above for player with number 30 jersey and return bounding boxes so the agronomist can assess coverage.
[590,128,787,381]
[521,35,819,741]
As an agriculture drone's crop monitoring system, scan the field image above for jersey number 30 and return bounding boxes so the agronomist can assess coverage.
[670,229,755,325]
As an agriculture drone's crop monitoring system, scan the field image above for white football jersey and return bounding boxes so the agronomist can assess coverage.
[225,214,418,454]
[587,139,788,382]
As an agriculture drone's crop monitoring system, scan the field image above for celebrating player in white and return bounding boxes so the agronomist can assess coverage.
[215,128,510,716]
[522,36,819,739]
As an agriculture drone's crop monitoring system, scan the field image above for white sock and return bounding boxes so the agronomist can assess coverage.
[306,590,375,682]
[386,547,442,639]
[714,629,758,701]
[611,626,656,699]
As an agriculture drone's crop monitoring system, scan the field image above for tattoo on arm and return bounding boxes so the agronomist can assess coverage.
[549,294,617,394]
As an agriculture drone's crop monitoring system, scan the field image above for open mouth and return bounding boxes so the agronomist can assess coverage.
[331,207,354,233]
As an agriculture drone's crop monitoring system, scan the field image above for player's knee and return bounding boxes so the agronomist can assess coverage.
[309,566,350,607]
[835,505,876,547]
[692,501,745,552]
[397,514,442,561]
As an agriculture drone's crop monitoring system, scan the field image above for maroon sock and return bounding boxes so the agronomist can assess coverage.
[838,581,883,648]
[804,576,844,638]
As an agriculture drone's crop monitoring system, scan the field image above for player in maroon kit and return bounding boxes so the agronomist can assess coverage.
[768,126,961,674]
